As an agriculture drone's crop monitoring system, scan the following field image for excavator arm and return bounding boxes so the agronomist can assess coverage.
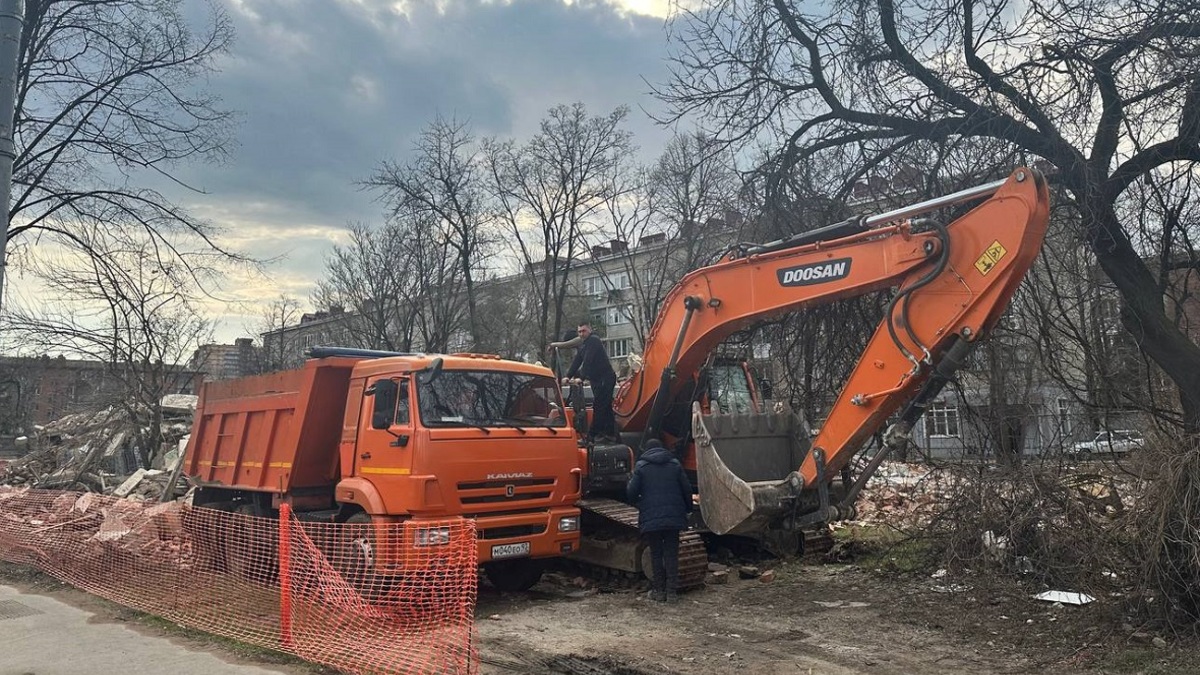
[613,168,1050,534]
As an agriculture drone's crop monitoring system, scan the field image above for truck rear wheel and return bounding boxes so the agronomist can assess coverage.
[226,503,278,585]
[484,559,544,592]
[183,500,233,572]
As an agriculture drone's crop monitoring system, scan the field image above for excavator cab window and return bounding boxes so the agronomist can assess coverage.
[708,363,756,415]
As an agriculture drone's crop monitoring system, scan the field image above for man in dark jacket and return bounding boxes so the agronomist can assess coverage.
[563,322,617,442]
[626,439,693,602]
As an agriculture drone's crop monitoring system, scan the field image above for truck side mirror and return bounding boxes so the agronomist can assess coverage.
[417,357,444,385]
[368,379,398,430]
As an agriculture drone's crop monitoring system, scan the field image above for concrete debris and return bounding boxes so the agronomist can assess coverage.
[758,569,776,583]
[708,570,728,585]
[737,565,761,580]
[0,404,192,502]
[160,394,198,413]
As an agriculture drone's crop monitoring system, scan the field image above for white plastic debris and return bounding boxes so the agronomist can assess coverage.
[1034,591,1094,605]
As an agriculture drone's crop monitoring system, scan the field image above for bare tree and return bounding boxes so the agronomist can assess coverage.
[251,295,306,373]
[7,0,239,294]
[486,103,634,350]
[313,211,467,355]
[597,132,742,343]
[658,0,1200,431]
[314,221,420,353]
[365,117,494,346]
[4,228,212,469]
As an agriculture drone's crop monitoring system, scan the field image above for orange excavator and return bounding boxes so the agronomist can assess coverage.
[567,167,1050,581]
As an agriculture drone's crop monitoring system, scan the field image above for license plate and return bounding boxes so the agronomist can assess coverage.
[490,542,531,559]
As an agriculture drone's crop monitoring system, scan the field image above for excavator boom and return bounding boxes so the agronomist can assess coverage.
[613,168,1051,535]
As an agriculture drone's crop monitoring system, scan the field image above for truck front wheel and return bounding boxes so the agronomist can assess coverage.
[484,559,544,592]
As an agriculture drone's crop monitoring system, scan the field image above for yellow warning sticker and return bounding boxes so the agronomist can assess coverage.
[974,240,1008,276]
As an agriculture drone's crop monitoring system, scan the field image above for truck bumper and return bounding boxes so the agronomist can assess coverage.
[475,506,581,563]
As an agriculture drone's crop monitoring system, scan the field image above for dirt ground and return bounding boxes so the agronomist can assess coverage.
[2,557,1196,675]
[476,560,1195,675]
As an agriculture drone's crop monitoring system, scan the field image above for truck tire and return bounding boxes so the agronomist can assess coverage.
[484,559,544,592]
[226,503,278,585]
[333,512,395,603]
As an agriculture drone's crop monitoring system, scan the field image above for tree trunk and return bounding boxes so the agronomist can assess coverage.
[1086,202,1200,433]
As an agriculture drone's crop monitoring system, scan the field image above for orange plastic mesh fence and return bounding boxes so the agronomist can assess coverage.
[0,487,478,675]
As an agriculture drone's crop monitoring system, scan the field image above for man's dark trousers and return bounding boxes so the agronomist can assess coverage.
[646,528,681,593]
[590,374,616,438]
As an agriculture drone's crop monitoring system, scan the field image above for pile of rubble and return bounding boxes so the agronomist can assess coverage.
[0,396,196,501]
[847,461,956,528]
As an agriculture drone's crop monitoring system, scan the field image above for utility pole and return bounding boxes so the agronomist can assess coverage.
[0,0,22,311]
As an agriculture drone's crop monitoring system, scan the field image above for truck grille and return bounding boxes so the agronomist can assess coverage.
[480,524,547,540]
[461,492,552,504]
[457,477,556,505]
[457,478,555,490]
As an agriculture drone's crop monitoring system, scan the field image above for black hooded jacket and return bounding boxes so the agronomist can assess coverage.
[626,442,693,532]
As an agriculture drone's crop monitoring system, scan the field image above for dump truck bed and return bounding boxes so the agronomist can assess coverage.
[184,358,359,494]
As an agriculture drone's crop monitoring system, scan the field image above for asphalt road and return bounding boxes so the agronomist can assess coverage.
[0,584,288,675]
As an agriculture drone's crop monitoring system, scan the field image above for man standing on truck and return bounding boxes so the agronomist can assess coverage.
[561,321,617,443]
[627,439,692,603]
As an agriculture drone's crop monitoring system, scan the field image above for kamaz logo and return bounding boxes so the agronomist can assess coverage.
[777,258,852,286]
[486,472,533,480]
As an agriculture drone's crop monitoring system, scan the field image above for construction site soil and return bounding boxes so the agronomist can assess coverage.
[3,555,1198,675]
[478,561,1200,675]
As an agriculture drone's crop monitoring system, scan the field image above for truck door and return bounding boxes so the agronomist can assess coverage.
[356,376,415,480]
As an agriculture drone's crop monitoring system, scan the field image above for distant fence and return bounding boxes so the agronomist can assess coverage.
[0,488,478,674]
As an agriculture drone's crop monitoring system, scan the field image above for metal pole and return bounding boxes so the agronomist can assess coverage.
[0,1,22,311]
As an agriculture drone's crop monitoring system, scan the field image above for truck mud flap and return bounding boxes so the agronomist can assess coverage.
[692,403,811,536]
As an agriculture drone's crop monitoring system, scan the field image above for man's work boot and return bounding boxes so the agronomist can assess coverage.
[664,591,679,604]
[649,590,666,602]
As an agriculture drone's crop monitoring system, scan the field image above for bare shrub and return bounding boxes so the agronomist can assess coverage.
[922,462,1132,598]
[1130,438,1200,626]
[913,434,1200,631]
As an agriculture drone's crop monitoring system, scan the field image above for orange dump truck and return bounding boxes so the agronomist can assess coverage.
[183,347,582,591]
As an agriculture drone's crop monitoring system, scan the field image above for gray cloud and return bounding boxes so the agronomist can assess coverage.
[179,0,672,222]
[166,0,677,339]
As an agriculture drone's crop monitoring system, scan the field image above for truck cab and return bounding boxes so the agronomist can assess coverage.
[185,350,581,592]
[341,353,582,589]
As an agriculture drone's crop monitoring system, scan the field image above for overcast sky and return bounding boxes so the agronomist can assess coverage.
[162,0,683,342]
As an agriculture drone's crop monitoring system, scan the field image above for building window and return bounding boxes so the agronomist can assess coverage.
[926,402,960,437]
[606,338,633,357]
[607,304,632,325]
[1057,398,1073,435]
[583,272,632,297]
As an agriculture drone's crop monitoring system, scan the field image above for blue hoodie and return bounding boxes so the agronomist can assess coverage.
[626,441,693,532]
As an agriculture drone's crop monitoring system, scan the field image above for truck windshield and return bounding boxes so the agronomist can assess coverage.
[418,370,567,428]
[709,363,755,415]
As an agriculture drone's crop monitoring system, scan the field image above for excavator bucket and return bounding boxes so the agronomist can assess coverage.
[692,402,811,536]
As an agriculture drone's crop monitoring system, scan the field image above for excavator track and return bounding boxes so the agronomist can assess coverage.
[572,498,708,591]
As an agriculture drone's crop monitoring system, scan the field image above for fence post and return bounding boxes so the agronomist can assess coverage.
[279,502,293,649]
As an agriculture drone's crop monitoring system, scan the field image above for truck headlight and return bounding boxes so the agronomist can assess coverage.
[414,526,451,546]
[558,516,580,533]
